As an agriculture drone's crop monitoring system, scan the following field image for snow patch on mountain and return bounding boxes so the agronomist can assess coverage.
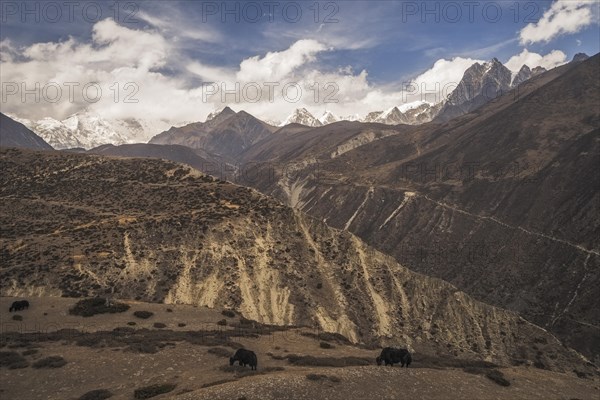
[280,108,322,127]
[11,110,180,150]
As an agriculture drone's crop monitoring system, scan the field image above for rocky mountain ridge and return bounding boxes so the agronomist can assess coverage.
[0,147,595,373]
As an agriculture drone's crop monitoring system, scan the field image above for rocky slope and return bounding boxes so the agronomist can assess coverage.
[87,143,222,175]
[435,58,513,122]
[511,65,546,87]
[226,54,600,363]
[150,107,277,162]
[0,113,53,150]
[0,147,595,373]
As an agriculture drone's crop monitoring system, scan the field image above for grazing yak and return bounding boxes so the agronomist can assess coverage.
[376,347,412,367]
[230,348,258,370]
[9,300,30,312]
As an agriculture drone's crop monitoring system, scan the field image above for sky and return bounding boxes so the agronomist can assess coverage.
[1,0,599,124]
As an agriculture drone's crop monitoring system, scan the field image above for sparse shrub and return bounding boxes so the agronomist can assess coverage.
[70,298,130,317]
[217,319,227,326]
[0,351,29,369]
[166,308,173,313]
[78,389,113,400]
[208,347,231,358]
[485,369,510,387]
[463,367,484,375]
[319,342,334,349]
[177,323,186,327]
[153,323,166,329]
[12,315,23,321]
[419,354,498,370]
[221,310,236,318]
[316,283,323,289]
[127,342,158,354]
[22,349,38,356]
[133,383,176,399]
[300,332,350,344]
[127,322,137,326]
[133,311,154,319]
[32,355,67,369]
[573,369,590,379]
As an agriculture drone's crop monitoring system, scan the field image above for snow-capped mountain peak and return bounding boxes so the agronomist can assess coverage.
[318,110,338,125]
[398,100,431,113]
[280,108,322,127]
[11,109,178,150]
[206,106,236,122]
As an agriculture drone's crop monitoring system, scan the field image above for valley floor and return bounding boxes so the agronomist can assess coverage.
[0,297,597,400]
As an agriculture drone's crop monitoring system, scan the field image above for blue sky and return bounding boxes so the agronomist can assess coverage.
[1,0,598,122]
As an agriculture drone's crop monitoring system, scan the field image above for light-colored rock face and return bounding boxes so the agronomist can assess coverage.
[0,148,592,372]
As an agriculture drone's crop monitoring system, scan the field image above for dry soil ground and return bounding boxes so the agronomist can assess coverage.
[0,296,597,400]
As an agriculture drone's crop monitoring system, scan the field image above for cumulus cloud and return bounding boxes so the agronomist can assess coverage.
[519,0,595,45]
[0,18,395,123]
[236,39,328,82]
[410,57,484,103]
[0,16,577,126]
[0,19,203,123]
[505,49,568,73]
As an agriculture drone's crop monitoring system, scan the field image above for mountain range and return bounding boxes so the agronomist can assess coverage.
[219,53,600,363]
[149,106,277,162]
[0,147,595,375]
[5,56,582,150]
[0,113,53,150]
[1,53,597,366]
[9,110,181,150]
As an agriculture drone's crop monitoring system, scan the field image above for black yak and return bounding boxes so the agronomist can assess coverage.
[376,347,412,367]
[230,348,258,370]
[9,300,30,312]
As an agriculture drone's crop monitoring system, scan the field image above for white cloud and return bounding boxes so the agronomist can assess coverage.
[504,49,568,73]
[0,18,485,125]
[0,16,581,128]
[137,10,221,43]
[0,19,195,122]
[0,39,18,63]
[519,0,595,45]
[410,57,483,102]
[236,39,328,82]
[186,61,234,83]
